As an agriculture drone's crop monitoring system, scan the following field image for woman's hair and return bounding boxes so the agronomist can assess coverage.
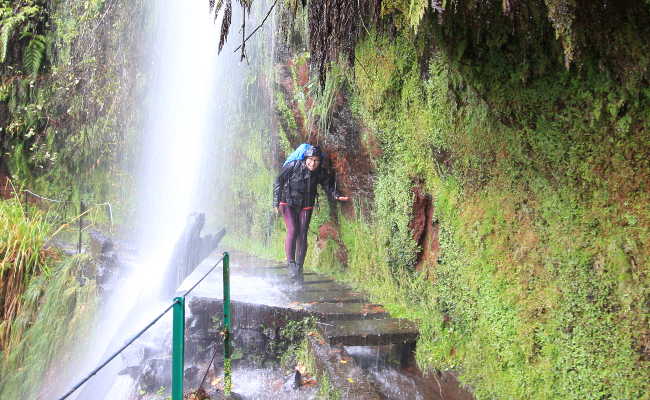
[304,146,323,159]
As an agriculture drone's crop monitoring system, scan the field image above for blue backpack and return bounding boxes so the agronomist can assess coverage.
[283,143,313,167]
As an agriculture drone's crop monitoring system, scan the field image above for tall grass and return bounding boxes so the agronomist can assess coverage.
[0,198,53,351]
[0,254,97,399]
[0,199,97,398]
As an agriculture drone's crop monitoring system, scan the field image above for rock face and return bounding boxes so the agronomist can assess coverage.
[408,186,440,275]
[139,358,172,392]
[121,296,312,398]
[87,229,120,287]
[185,297,311,367]
[163,213,226,298]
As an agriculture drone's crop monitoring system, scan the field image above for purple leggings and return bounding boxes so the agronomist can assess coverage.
[280,204,313,266]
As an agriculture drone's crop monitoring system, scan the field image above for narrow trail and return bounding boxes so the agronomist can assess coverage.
[178,251,472,400]
[180,250,419,348]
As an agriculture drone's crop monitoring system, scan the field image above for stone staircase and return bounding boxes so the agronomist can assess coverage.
[230,258,419,349]
[181,251,421,399]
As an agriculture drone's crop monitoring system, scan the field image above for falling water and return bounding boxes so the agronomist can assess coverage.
[51,0,230,398]
[135,0,219,291]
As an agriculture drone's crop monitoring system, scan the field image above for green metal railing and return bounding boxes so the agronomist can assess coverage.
[57,251,232,400]
[223,252,232,395]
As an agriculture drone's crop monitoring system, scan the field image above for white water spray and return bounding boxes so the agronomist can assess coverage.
[135,0,219,297]
[54,1,225,398]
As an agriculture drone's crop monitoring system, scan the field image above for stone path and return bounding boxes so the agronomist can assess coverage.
[179,250,419,348]
[176,250,421,399]
[176,251,481,400]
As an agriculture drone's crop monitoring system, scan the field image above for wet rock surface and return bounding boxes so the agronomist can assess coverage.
[163,212,226,298]
[139,357,172,392]
[346,346,474,400]
[319,318,419,347]
[308,336,384,399]
[126,250,471,399]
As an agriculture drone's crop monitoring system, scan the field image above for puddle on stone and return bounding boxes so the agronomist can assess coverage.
[345,345,474,400]
[206,366,319,400]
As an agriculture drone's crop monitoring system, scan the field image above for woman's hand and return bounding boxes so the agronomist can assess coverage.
[274,207,280,215]
[336,196,350,201]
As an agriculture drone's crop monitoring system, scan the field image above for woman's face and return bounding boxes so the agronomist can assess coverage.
[305,156,321,171]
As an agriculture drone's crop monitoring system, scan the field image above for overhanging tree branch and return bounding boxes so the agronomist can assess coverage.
[233,0,278,54]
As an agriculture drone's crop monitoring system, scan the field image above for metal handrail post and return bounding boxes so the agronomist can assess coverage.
[172,297,185,400]
[78,201,85,253]
[223,252,232,396]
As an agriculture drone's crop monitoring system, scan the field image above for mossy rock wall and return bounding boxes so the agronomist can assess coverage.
[232,2,649,399]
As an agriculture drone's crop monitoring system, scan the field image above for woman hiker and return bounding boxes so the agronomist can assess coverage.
[272,146,349,281]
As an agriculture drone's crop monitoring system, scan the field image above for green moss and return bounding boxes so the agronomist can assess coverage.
[308,18,649,399]
[230,3,650,398]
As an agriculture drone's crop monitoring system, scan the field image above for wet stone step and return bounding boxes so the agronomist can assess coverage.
[287,290,368,304]
[299,302,388,321]
[307,335,384,400]
[318,318,419,346]
[298,281,350,292]
[301,277,335,285]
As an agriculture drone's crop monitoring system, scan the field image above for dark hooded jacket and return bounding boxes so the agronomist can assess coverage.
[273,160,341,208]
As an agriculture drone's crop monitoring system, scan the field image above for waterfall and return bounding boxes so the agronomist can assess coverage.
[53,1,230,398]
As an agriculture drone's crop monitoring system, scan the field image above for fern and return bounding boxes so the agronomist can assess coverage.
[22,34,47,77]
[0,4,41,64]
[218,0,232,53]
[0,15,25,63]
[408,0,429,31]
[210,0,258,53]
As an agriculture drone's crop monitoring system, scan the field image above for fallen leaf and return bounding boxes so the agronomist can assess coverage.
[347,378,355,383]
[302,378,318,387]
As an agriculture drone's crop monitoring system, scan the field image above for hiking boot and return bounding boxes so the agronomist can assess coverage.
[288,261,303,282]
[293,263,304,283]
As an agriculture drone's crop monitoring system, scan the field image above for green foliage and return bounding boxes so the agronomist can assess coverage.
[272,317,317,367]
[381,0,429,31]
[182,3,650,398]
[308,60,346,137]
[0,197,52,350]
[0,0,144,394]
[0,200,96,399]
[227,129,277,241]
[21,33,47,77]
[0,1,43,64]
[312,18,650,400]
[1,0,145,215]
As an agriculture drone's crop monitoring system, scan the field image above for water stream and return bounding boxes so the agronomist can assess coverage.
[52,0,239,398]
